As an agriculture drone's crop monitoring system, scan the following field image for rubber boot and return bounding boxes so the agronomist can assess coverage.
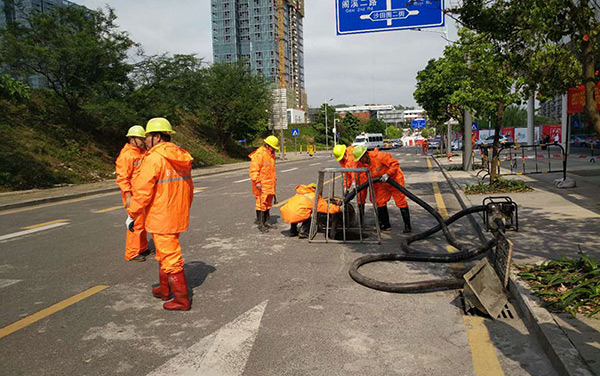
[289,223,299,237]
[257,211,268,233]
[264,209,278,229]
[400,207,412,234]
[377,206,391,231]
[299,219,311,238]
[358,204,366,227]
[152,266,171,301]
[254,210,261,225]
[163,271,191,311]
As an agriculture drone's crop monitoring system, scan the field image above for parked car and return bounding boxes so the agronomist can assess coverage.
[451,139,463,151]
[477,135,514,148]
[352,133,384,150]
[392,139,403,148]
[428,136,442,149]
[382,139,394,150]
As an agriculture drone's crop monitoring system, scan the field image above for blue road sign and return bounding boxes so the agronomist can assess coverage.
[412,119,426,129]
[336,0,445,36]
[291,128,300,137]
[238,139,247,143]
[472,123,478,131]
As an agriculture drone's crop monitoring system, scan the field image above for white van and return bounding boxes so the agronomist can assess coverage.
[352,133,384,150]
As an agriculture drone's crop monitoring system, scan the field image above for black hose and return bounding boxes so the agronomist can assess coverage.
[345,177,496,293]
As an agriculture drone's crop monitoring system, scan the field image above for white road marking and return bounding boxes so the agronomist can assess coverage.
[148,300,268,376]
[234,178,251,183]
[0,279,21,289]
[309,162,321,166]
[280,167,298,173]
[0,222,69,242]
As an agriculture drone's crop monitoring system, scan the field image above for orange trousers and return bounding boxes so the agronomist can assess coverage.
[125,213,148,261]
[254,192,274,211]
[374,175,407,208]
[152,233,184,274]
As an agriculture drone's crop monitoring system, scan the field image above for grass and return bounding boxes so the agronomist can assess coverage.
[464,177,533,195]
[518,253,600,318]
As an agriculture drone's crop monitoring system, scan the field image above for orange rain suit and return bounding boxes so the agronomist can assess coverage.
[422,140,428,155]
[280,185,341,224]
[115,143,148,260]
[128,142,194,274]
[249,146,277,211]
[359,149,407,209]
[339,145,367,205]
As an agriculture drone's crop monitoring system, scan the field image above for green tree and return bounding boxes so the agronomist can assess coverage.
[385,125,401,139]
[313,103,339,144]
[204,61,272,150]
[364,117,387,133]
[0,6,135,126]
[0,74,29,102]
[340,112,363,143]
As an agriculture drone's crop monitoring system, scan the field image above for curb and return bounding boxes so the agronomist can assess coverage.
[433,156,594,376]
[0,155,315,212]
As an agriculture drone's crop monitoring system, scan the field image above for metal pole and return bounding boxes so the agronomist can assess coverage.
[464,110,473,171]
[325,106,329,154]
[527,91,535,145]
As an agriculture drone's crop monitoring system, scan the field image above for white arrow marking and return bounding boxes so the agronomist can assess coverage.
[0,279,21,289]
[280,167,298,173]
[148,300,268,376]
[0,222,69,242]
[234,178,251,183]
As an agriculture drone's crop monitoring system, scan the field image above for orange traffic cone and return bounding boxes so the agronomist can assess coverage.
[448,151,453,162]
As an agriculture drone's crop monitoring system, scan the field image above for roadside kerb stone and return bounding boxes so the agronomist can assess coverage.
[433,155,596,376]
[0,153,315,212]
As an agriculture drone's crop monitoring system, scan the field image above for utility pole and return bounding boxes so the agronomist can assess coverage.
[325,98,333,154]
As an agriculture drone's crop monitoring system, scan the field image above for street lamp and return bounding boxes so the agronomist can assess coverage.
[333,118,339,147]
[325,98,333,153]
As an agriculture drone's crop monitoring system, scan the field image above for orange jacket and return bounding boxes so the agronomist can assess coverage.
[362,149,403,181]
[280,185,341,224]
[115,143,144,196]
[249,146,276,195]
[128,142,194,234]
[339,145,367,188]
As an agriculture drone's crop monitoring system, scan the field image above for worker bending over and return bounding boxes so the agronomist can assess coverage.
[128,118,194,311]
[280,183,341,238]
[249,136,279,232]
[332,144,367,223]
[353,146,412,233]
[115,125,149,262]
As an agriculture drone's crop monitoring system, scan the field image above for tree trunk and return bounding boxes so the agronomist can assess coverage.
[489,101,505,183]
[581,36,600,135]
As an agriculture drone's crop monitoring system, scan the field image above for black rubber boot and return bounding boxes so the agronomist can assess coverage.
[264,209,277,229]
[299,219,311,238]
[400,207,412,234]
[258,211,268,233]
[254,210,261,225]
[377,206,391,231]
[289,223,299,236]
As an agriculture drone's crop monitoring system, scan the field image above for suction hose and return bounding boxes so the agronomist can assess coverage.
[344,177,496,293]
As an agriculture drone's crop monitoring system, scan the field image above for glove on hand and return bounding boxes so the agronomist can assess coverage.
[380,174,389,182]
[126,216,135,233]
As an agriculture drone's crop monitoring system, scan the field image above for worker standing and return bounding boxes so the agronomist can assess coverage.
[249,136,279,232]
[422,139,428,155]
[353,146,412,233]
[332,144,367,222]
[115,125,149,262]
[280,183,341,238]
[128,118,194,311]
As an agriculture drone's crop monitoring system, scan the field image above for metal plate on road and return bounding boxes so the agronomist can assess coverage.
[336,0,445,36]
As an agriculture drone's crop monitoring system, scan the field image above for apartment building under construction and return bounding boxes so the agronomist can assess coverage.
[211,0,308,114]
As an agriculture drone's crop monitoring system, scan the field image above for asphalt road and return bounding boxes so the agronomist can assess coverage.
[0,149,558,375]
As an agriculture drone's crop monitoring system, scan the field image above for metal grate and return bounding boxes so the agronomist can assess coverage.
[461,292,515,320]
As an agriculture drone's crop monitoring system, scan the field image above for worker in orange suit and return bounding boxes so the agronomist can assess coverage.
[354,146,411,233]
[249,135,279,233]
[422,139,428,155]
[115,125,149,262]
[332,144,367,222]
[280,183,341,238]
[128,117,194,311]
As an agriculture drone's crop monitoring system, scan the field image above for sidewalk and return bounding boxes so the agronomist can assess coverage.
[436,153,599,376]
[0,152,316,211]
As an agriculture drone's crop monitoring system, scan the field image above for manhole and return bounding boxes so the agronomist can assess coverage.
[460,292,515,320]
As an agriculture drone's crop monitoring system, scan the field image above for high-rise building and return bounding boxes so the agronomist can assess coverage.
[211,0,308,111]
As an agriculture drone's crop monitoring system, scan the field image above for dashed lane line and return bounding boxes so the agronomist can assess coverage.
[194,186,208,193]
[0,285,109,340]
[21,219,69,230]
[0,192,117,216]
[92,206,123,214]
[234,178,251,183]
[280,167,298,173]
[0,221,70,242]
[309,162,321,166]
[0,279,21,289]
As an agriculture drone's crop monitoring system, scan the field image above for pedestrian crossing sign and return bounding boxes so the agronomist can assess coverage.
[291,128,299,137]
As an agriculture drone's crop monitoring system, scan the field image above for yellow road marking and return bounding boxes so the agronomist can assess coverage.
[463,316,505,375]
[194,186,208,193]
[0,192,118,216]
[427,157,504,375]
[21,219,69,230]
[92,205,123,214]
[273,176,341,208]
[0,285,109,340]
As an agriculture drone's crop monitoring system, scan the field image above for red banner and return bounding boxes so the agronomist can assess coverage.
[542,125,562,143]
[501,127,515,140]
[567,83,600,114]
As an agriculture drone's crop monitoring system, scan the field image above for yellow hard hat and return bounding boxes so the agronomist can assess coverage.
[353,146,367,161]
[145,117,176,135]
[126,125,146,138]
[333,144,347,162]
[307,183,317,189]
[264,135,280,151]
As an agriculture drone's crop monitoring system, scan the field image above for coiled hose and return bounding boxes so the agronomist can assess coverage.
[344,178,496,293]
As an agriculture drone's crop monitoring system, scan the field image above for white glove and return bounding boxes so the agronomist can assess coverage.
[380,174,389,182]
[126,216,135,232]
[349,182,357,191]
